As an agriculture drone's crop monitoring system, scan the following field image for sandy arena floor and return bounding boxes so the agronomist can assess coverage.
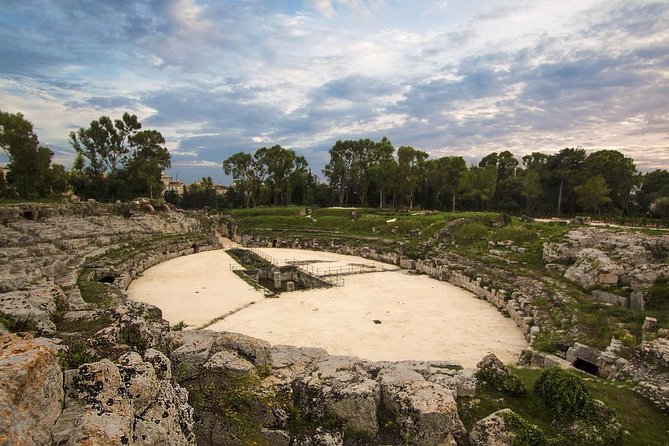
[128,248,527,367]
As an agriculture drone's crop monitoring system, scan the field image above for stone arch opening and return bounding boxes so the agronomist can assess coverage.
[23,211,35,220]
[192,244,199,253]
[272,239,277,248]
[573,358,599,376]
[98,275,116,284]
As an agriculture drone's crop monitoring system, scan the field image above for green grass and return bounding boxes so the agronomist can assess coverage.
[458,367,669,446]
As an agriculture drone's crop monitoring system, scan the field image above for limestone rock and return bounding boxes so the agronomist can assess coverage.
[564,248,622,289]
[475,353,526,395]
[293,428,343,446]
[0,333,64,446]
[377,364,465,446]
[294,356,380,436]
[51,355,195,445]
[468,409,514,446]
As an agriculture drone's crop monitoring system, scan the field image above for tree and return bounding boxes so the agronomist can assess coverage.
[69,113,170,201]
[522,170,543,214]
[574,176,612,214]
[545,148,586,215]
[479,150,519,209]
[459,165,498,211]
[584,150,638,214]
[650,197,669,218]
[0,111,53,198]
[425,156,466,211]
[637,169,669,213]
[370,137,396,208]
[323,140,357,206]
[121,130,171,199]
[396,146,428,209]
[69,113,141,176]
[223,152,259,208]
[255,145,307,206]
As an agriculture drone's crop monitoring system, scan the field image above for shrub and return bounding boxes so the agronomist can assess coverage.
[499,410,546,446]
[59,338,98,370]
[0,312,37,333]
[475,353,527,396]
[534,368,593,422]
[454,222,488,245]
[647,276,669,310]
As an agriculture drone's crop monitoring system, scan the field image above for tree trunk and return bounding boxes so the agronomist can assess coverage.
[379,187,384,209]
[452,194,456,212]
[557,177,564,216]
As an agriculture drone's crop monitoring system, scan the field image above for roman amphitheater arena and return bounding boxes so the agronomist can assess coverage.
[128,240,527,368]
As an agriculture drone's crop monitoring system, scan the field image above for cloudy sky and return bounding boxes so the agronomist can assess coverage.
[1,0,668,183]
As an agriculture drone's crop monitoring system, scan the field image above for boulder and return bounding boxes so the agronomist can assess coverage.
[469,409,544,446]
[294,356,380,436]
[564,248,622,289]
[51,355,196,445]
[0,333,64,446]
[377,364,465,446]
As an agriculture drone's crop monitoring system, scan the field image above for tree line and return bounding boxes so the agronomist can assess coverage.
[2,109,669,217]
[224,138,669,217]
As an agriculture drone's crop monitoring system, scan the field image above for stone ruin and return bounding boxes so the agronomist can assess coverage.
[1,203,667,445]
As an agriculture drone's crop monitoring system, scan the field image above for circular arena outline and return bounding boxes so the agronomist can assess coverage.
[128,248,527,367]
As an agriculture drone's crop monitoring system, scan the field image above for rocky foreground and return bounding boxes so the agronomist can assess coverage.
[0,203,665,445]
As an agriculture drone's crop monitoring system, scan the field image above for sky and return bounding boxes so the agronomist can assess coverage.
[1,0,668,184]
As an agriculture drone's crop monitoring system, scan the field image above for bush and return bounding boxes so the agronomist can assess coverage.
[647,276,669,310]
[475,353,527,396]
[454,222,488,245]
[499,410,546,446]
[534,368,593,422]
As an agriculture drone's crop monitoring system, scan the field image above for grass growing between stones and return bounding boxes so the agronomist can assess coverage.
[458,367,669,446]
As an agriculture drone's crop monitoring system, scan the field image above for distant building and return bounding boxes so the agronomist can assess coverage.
[213,184,229,196]
[161,172,186,196]
[0,163,8,180]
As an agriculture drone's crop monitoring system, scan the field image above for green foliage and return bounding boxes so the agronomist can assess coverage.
[499,411,546,446]
[68,112,170,201]
[118,325,149,352]
[574,176,612,214]
[647,276,669,311]
[170,321,187,331]
[59,338,98,370]
[0,111,56,198]
[534,368,593,422]
[475,356,527,396]
[190,372,272,445]
[454,221,488,245]
[0,311,37,333]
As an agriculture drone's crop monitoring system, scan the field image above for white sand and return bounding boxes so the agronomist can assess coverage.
[128,248,527,367]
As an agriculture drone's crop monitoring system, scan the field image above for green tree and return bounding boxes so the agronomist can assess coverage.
[69,113,141,176]
[650,196,669,218]
[584,150,638,214]
[522,170,543,214]
[574,175,612,214]
[0,111,53,198]
[636,169,669,214]
[69,113,169,201]
[459,165,498,211]
[545,148,586,216]
[323,140,357,206]
[396,146,428,209]
[255,145,308,206]
[370,137,396,208]
[223,152,260,208]
[425,156,467,211]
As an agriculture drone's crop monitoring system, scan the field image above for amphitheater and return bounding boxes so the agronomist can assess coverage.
[4,202,662,445]
[128,244,527,367]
